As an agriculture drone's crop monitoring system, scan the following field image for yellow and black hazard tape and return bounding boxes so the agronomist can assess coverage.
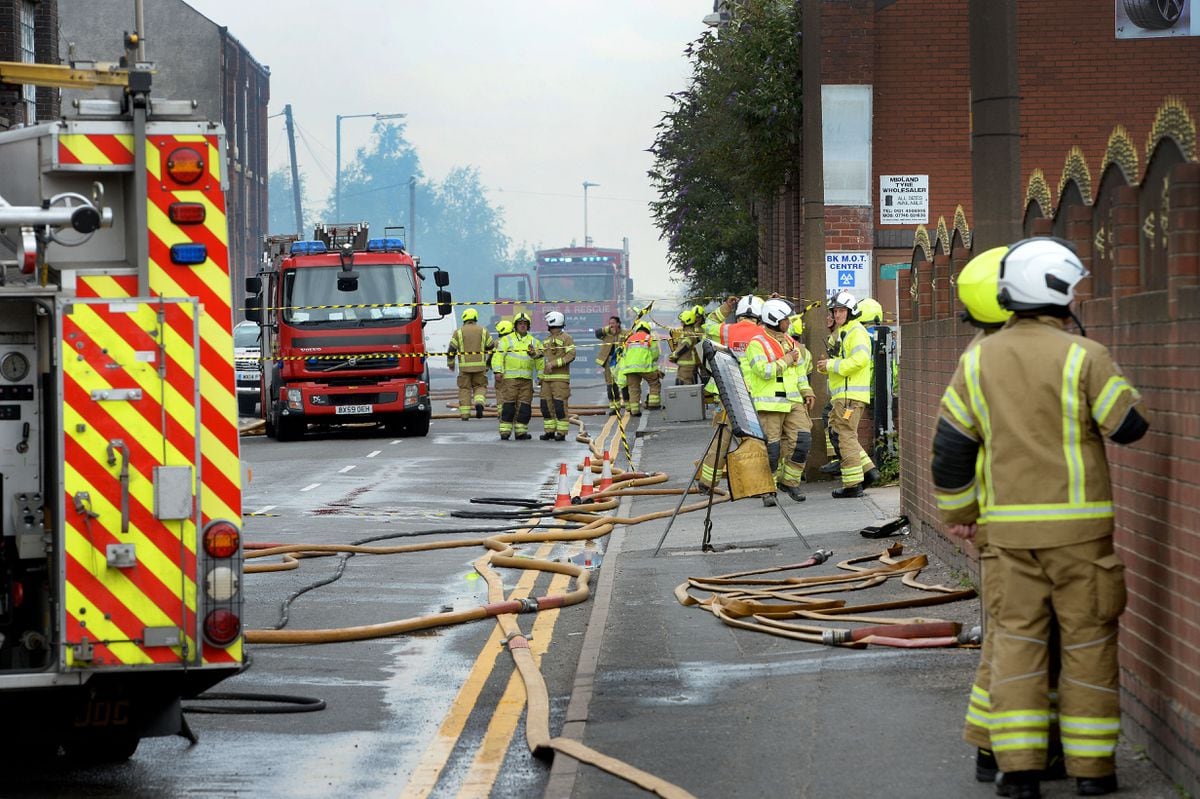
[236,298,629,314]
[242,338,684,363]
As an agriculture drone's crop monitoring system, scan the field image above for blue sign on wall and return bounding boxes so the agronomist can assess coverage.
[838,271,856,287]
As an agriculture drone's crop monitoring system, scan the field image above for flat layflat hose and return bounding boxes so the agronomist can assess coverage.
[183,692,326,714]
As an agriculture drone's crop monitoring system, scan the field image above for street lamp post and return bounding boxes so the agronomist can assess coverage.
[335,111,406,221]
[583,180,600,246]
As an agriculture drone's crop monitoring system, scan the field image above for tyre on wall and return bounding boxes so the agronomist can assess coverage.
[1123,0,1185,29]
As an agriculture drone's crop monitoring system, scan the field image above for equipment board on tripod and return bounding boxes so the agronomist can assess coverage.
[703,342,763,441]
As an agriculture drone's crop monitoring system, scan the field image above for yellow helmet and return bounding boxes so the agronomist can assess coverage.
[513,312,532,326]
[679,308,697,326]
[857,298,884,326]
[788,315,804,337]
[635,319,652,333]
[957,246,1013,327]
[461,308,478,323]
[496,320,513,336]
[692,304,706,318]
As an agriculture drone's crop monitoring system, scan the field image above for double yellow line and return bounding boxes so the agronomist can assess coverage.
[399,542,572,798]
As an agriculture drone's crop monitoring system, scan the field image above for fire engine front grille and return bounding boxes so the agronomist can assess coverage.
[306,355,399,370]
[330,392,398,406]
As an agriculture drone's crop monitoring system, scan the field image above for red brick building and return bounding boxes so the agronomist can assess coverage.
[758,1,1200,792]
[0,0,59,128]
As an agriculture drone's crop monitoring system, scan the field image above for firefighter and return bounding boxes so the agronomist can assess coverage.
[495,312,541,440]
[816,290,880,498]
[538,311,575,441]
[491,319,513,403]
[742,299,815,505]
[818,304,842,476]
[616,319,659,416]
[932,238,1149,799]
[447,308,493,420]
[697,295,764,491]
[594,315,624,414]
[669,307,704,384]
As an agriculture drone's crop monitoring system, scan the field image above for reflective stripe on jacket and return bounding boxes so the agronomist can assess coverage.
[703,315,761,359]
[448,323,492,372]
[742,333,791,412]
[936,316,1146,548]
[827,320,872,402]
[496,332,541,380]
[539,332,576,381]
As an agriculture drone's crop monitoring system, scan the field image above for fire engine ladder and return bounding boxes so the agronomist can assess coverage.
[0,61,135,90]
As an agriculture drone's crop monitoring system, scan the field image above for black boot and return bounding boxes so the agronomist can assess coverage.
[515,432,532,440]
[832,484,864,498]
[780,484,806,503]
[475,403,484,419]
[539,432,555,440]
[1076,775,1118,796]
[995,770,1041,799]
[554,434,566,441]
[976,749,998,783]
[761,494,777,507]
[819,460,841,474]
[863,467,882,488]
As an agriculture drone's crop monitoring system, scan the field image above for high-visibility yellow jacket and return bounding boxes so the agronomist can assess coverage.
[743,330,815,412]
[495,332,541,380]
[448,322,493,372]
[933,316,1148,549]
[538,332,575,382]
[618,329,659,379]
[826,319,873,403]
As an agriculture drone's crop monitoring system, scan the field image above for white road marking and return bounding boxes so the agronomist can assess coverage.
[367,450,382,458]
[390,439,402,445]
[339,464,357,473]
[299,483,321,492]
[254,504,276,515]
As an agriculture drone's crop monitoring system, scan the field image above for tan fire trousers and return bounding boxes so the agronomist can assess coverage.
[456,371,488,418]
[829,398,874,487]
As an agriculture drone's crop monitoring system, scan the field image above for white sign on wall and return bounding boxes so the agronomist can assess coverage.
[879,174,929,225]
[826,251,873,301]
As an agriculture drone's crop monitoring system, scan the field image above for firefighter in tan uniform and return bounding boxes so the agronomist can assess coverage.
[495,312,541,440]
[594,316,624,414]
[491,319,513,410]
[447,308,493,420]
[669,306,704,384]
[816,291,880,497]
[538,311,575,441]
[932,238,1149,799]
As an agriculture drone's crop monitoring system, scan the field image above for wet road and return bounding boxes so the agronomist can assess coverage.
[10,379,607,798]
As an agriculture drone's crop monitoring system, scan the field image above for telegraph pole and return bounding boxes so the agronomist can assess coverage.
[409,176,416,251]
[283,104,304,236]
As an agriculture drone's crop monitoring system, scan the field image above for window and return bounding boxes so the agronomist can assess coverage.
[20,1,36,123]
[823,85,873,206]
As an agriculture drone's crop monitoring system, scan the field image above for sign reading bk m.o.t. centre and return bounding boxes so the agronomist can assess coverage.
[879,174,929,225]
[826,251,872,301]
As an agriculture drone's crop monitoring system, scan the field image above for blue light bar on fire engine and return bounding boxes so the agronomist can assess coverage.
[366,238,405,252]
[540,256,612,263]
[170,243,207,265]
[290,241,328,255]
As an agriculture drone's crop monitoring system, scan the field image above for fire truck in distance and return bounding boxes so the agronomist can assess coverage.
[0,63,244,758]
[245,225,451,440]
[494,241,632,340]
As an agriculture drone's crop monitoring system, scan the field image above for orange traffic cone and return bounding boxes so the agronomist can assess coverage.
[580,456,594,500]
[554,463,572,508]
[598,455,613,492]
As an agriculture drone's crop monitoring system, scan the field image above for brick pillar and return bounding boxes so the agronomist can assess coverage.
[898,267,915,324]
[916,258,934,321]
[1066,204,1094,303]
[1031,217,1054,236]
[1112,185,1142,299]
[933,254,952,319]
[1168,163,1200,321]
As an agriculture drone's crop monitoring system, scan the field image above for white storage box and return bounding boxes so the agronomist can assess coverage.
[663,383,706,422]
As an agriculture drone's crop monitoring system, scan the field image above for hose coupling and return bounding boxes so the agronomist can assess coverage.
[958,625,982,646]
[517,597,540,613]
[811,548,834,565]
[822,628,851,645]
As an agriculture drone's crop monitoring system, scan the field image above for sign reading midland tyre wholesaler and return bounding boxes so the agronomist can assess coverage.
[879,174,929,225]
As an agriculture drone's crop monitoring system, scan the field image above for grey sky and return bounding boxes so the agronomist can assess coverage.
[181,0,708,301]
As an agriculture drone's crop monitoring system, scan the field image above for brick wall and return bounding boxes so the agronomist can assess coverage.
[0,0,60,128]
[900,145,1200,794]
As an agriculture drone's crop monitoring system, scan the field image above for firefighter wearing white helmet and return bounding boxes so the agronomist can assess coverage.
[742,299,816,504]
[817,290,880,497]
[537,311,576,441]
[697,294,765,491]
[448,307,494,420]
[494,312,542,440]
[933,237,1149,798]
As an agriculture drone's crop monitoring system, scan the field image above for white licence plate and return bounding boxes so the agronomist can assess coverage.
[335,404,373,415]
[236,371,259,382]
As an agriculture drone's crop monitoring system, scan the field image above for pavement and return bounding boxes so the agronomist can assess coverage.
[543,407,1176,799]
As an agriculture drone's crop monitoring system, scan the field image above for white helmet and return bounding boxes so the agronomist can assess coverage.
[829,290,860,318]
[998,237,1087,311]
[544,311,565,328]
[735,294,764,319]
[760,298,793,328]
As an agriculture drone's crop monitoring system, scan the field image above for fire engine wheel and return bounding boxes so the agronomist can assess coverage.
[62,733,139,763]
[1123,0,1183,29]
[383,411,430,437]
[276,417,305,441]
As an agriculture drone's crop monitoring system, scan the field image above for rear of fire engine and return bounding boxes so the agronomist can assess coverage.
[0,65,244,759]
[246,225,452,440]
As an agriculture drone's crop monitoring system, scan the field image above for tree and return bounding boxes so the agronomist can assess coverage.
[649,0,802,299]
[268,167,312,236]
